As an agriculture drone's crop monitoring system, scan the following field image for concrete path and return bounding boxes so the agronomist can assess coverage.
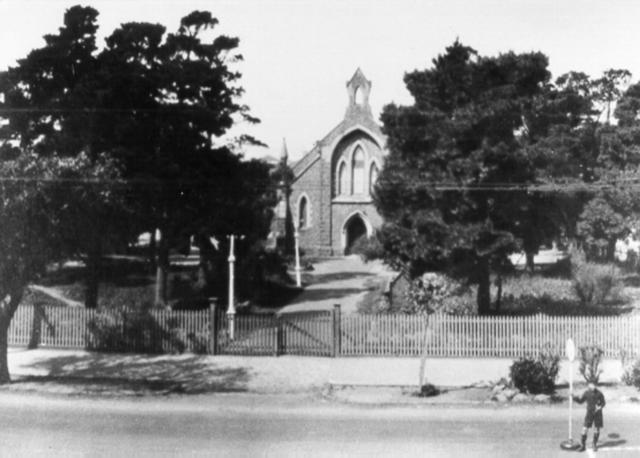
[8,348,626,392]
[279,255,396,315]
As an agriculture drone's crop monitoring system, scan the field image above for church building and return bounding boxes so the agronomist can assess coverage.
[289,69,388,256]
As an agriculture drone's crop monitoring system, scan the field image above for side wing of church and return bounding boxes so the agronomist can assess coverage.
[290,69,387,256]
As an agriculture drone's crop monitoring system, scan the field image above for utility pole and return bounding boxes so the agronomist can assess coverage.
[294,230,302,287]
[227,234,244,340]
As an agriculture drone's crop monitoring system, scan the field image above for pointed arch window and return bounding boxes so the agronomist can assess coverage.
[298,196,308,229]
[369,162,379,195]
[338,161,348,196]
[352,146,365,194]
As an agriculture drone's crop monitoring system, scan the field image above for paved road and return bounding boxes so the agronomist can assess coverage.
[1,393,639,457]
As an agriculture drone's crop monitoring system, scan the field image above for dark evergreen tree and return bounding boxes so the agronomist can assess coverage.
[0,6,270,307]
[375,42,595,314]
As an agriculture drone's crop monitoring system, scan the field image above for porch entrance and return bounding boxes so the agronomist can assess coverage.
[344,215,367,255]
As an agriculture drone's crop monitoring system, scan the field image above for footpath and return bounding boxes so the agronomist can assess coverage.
[278,255,394,314]
[6,347,639,407]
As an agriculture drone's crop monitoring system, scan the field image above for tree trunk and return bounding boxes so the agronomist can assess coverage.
[418,315,431,387]
[148,229,157,273]
[525,251,535,272]
[606,239,617,263]
[0,287,25,384]
[493,271,503,313]
[27,303,43,349]
[84,237,102,309]
[477,257,491,315]
[0,323,10,384]
[154,228,169,307]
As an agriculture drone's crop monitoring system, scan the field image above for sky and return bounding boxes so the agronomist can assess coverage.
[2,0,640,161]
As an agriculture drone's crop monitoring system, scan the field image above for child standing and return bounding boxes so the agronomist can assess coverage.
[573,382,606,452]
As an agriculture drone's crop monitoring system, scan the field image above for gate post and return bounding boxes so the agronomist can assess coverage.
[332,304,341,357]
[209,297,218,355]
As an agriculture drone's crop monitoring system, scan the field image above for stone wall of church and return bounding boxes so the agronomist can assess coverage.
[290,157,334,256]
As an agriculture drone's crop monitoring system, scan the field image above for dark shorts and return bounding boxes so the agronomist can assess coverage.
[584,410,603,428]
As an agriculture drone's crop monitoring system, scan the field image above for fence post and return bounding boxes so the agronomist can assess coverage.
[332,304,341,357]
[275,315,283,356]
[209,297,218,355]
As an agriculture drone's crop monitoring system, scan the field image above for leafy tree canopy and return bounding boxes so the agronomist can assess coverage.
[0,5,273,307]
[374,41,611,314]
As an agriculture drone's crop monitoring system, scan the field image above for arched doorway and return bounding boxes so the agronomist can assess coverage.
[344,214,368,255]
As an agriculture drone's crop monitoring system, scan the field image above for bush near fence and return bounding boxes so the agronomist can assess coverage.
[8,305,640,358]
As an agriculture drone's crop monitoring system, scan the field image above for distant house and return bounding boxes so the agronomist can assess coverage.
[615,233,640,262]
[287,69,388,256]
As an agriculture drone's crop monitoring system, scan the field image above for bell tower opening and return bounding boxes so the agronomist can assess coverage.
[354,86,364,105]
[345,68,372,118]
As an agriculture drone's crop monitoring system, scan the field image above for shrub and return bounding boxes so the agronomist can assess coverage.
[350,235,384,261]
[620,350,640,387]
[622,358,640,391]
[571,249,623,306]
[405,273,475,315]
[579,345,603,383]
[86,308,185,354]
[416,383,440,397]
[510,347,560,394]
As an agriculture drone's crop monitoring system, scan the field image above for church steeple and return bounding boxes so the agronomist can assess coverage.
[345,68,373,119]
[280,137,289,166]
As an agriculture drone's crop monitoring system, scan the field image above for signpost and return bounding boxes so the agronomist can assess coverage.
[560,338,579,451]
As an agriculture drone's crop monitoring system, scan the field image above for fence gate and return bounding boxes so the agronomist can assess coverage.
[216,309,336,357]
[277,311,333,356]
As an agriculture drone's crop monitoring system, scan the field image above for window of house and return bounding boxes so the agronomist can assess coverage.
[338,161,348,196]
[369,162,379,194]
[298,196,308,229]
[352,146,365,194]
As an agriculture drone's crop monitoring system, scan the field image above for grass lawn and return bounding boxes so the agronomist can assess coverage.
[374,270,640,317]
[32,256,205,309]
[449,273,640,316]
[29,252,302,311]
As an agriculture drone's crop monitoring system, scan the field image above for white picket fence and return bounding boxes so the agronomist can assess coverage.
[8,305,640,358]
[340,314,640,357]
[9,305,209,353]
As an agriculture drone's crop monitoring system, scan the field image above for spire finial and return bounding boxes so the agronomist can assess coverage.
[280,137,288,164]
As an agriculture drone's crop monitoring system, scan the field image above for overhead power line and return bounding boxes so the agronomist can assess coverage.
[0,107,215,114]
[0,176,636,193]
